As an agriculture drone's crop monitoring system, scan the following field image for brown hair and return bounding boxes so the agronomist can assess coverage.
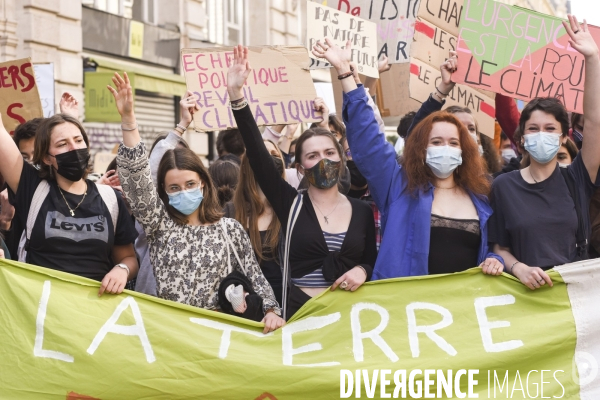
[294,127,346,177]
[571,112,583,131]
[156,148,223,225]
[520,97,569,138]
[208,159,240,208]
[233,153,284,263]
[402,111,490,196]
[33,114,90,181]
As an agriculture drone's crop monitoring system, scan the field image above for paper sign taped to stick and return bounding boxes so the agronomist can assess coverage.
[0,58,43,134]
[182,47,320,131]
[306,2,379,78]
[453,0,600,114]
[410,58,496,137]
[311,0,421,64]
[417,0,463,36]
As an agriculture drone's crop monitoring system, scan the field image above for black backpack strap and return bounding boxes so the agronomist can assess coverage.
[560,167,588,258]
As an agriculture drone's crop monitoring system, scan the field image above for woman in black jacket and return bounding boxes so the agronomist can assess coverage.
[227,45,377,318]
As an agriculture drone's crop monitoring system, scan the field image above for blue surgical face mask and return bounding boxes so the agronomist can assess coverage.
[524,132,561,164]
[501,148,517,163]
[426,145,463,179]
[167,187,204,216]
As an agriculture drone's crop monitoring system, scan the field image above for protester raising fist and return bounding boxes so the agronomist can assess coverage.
[313,38,505,279]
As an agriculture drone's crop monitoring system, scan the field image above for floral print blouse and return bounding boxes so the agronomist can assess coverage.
[116,141,280,315]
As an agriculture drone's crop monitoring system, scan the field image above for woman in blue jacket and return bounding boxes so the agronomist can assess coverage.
[313,39,504,279]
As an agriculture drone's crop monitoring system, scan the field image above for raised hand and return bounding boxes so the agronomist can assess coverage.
[180,90,199,127]
[440,50,457,89]
[227,45,251,100]
[563,15,599,59]
[378,55,391,74]
[59,92,79,119]
[312,38,352,73]
[313,97,329,128]
[107,72,134,119]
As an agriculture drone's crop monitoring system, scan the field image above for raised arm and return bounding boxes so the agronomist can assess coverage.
[0,116,24,193]
[565,16,600,182]
[313,39,401,212]
[407,51,458,137]
[226,45,298,225]
[110,72,165,235]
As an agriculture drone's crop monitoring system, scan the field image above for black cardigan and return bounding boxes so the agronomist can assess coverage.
[232,105,377,280]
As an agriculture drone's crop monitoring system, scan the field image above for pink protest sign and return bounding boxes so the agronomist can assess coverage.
[181,47,320,131]
[453,0,600,113]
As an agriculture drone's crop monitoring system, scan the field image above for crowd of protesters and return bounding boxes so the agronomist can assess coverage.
[0,14,599,333]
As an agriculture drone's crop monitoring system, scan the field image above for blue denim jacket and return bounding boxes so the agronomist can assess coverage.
[342,86,503,279]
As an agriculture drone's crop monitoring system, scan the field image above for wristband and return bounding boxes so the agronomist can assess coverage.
[436,87,449,96]
[356,265,368,277]
[121,124,138,131]
[337,66,355,80]
[115,263,130,278]
[176,123,188,131]
[509,261,521,274]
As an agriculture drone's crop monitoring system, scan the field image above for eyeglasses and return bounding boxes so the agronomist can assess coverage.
[344,149,352,158]
[166,181,201,194]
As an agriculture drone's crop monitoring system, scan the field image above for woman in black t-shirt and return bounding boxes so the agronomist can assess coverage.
[0,113,138,295]
[489,16,600,290]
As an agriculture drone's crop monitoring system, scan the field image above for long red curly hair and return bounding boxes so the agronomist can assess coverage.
[401,111,490,196]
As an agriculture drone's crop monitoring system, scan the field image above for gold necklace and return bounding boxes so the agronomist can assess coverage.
[310,194,341,224]
[58,184,87,216]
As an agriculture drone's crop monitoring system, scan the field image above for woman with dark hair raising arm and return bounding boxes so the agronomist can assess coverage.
[227,46,377,318]
[313,38,504,279]
[489,16,600,290]
[109,72,284,332]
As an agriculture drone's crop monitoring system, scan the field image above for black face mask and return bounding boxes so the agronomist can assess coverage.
[49,148,90,182]
[347,160,367,188]
[271,155,285,176]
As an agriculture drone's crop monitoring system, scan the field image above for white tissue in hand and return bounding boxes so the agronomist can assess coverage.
[225,284,246,313]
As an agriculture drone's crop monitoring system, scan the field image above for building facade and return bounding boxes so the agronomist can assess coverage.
[0,0,570,165]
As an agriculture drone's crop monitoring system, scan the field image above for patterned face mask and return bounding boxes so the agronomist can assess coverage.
[302,158,341,189]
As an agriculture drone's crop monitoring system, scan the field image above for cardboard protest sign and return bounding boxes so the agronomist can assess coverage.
[182,47,320,131]
[311,0,421,64]
[410,58,496,137]
[453,0,600,113]
[412,17,458,69]
[306,2,379,78]
[2,256,598,398]
[0,58,43,134]
[417,0,463,36]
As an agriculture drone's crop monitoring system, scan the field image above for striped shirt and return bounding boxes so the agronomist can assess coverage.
[291,231,347,288]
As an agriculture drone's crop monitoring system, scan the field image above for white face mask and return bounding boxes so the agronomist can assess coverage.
[524,132,561,164]
[478,145,484,156]
[426,145,463,179]
[501,148,517,163]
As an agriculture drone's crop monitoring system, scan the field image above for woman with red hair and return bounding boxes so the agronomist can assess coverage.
[313,39,504,278]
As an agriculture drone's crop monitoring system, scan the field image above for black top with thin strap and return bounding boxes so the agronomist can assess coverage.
[428,214,480,275]
[231,105,377,282]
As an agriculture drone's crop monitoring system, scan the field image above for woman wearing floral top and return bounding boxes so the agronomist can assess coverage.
[109,72,284,333]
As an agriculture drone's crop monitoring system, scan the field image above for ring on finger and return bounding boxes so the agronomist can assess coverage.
[340,281,348,289]
[538,279,544,284]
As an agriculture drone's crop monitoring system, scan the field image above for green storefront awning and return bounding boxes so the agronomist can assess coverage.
[90,57,186,97]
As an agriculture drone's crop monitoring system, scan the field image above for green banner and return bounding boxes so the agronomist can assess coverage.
[84,72,135,123]
[0,259,581,399]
